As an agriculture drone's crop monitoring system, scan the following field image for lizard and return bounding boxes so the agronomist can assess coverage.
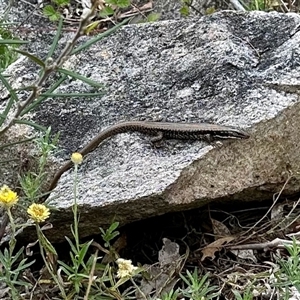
[47,121,250,194]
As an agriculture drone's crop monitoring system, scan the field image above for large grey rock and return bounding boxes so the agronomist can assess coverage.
[2,10,300,241]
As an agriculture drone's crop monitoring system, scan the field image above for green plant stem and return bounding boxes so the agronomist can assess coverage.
[4,208,19,299]
[84,250,98,300]
[36,223,67,298]
[72,163,80,251]
[6,208,16,254]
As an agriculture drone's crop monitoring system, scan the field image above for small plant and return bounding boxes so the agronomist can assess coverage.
[99,0,131,18]
[145,12,161,23]
[180,0,193,16]
[0,21,22,70]
[232,286,254,300]
[246,0,267,11]
[274,238,300,297]
[56,153,142,298]
[179,268,219,299]
[159,289,180,300]
[100,221,120,248]
[0,185,35,299]
[43,0,70,21]
[19,127,59,203]
[57,152,95,296]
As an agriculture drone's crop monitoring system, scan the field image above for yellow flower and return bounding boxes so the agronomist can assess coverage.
[116,258,138,278]
[27,203,50,223]
[71,152,83,165]
[0,185,18,208]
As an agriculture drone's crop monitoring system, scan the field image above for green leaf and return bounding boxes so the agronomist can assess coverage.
[43,4,56,15]
[101,222,120,245]
[53,0,70,5]
[147,13,161,22]
[108,231,119,241]
[71,18,130,55]
[0,72,19,102]
[99,6,115,18]
[116,0,130,8]
[0,73,19,127]
[180,5,190,16]
[206,7,216,14]
[105,0,118,4]
[9,247,24,265]
[40,92,105,97]
[20,74,68,116]
[0,39,28,45]
[37,230,58,256]
[58,68,104,88]
[65,236,78,257]
[77,240,93,266]
[108,221,119,233]
[43,5,61,21]
[13,119,47,132]
[13,49,45,68]
[14,258,35,275]
[0,137,35,151]
[46,17,63,60]
[57,260,73,275]
[85,20,101,35]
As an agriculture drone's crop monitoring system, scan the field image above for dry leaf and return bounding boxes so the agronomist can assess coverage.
[211,218,231,237]
[201,236,235,261]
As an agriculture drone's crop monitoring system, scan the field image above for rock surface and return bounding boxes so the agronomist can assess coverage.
[1,8,300,241]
